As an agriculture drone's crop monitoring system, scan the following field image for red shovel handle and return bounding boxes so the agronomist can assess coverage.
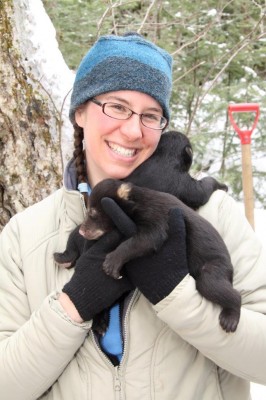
[228,103,260,144]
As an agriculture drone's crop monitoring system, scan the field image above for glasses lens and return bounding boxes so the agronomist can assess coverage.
[141,114,167,129]
[102,101,167,130]
[103,103,131,120]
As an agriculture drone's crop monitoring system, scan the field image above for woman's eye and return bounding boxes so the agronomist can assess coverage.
[110,104,127,113]
[143,113,160,121]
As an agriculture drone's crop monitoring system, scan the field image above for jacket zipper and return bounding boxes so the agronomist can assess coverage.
[90,289,139,399]
[120,290,139,366]
[114,366,122,400]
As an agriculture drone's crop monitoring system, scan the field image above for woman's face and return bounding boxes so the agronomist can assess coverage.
[75,90,164,188]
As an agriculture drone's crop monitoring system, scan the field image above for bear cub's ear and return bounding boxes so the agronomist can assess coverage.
[183,145,193,170]
[117,183,133,200]
[115,183,137,211]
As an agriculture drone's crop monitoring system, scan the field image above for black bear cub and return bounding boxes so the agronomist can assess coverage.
[79,178,241,333]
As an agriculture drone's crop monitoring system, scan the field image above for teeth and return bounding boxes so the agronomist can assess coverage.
[108,142,136,157]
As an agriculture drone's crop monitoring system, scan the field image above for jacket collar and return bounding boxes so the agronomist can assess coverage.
[62,158,86,225]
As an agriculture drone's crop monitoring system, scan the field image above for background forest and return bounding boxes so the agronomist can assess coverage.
[43,0,266,208]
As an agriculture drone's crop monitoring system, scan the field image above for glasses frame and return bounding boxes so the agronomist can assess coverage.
[91,98,168,130]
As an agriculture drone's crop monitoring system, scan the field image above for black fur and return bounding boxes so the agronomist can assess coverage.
[54,226,94,268]
[126,131,228,210]
[83,178,241,333]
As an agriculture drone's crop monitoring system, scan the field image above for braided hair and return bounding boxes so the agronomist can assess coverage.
[73,124,89,206]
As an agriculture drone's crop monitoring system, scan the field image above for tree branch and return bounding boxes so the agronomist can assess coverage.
[109,0,118,35]
[186,19,266,134]
[172,61,206,84]
[97,0,139,36]
[171,0,234,56]
[137,0,158,34]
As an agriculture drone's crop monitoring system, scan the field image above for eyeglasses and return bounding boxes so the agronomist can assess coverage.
[91,98,168,130]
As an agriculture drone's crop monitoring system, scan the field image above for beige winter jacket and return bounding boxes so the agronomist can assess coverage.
[0,175,266,400]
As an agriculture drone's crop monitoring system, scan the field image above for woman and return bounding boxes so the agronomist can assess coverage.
[0,32,266,400]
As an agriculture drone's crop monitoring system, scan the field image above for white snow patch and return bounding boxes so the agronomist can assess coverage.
[12,0,75,166]
[207,9,217,17]
[243,66,257,78]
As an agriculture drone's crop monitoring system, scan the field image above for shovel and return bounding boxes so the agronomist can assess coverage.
[228,103,260,229]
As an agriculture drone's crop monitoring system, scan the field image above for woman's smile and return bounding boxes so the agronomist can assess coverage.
[106,140,139,158]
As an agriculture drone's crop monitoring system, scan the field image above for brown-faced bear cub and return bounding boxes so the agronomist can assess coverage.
[79,178,241,333]
[54,131,240,332]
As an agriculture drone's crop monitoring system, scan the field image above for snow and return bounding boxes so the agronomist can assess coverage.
[11,1,266,398]
[12,0,75,166]
[243,66,257,78]
[251,383,266,400]
[207,9,218,17]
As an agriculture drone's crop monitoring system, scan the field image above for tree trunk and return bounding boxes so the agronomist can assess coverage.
[0,0,74,230]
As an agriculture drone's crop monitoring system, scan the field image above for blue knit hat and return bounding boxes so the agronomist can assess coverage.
[69,33,172,124]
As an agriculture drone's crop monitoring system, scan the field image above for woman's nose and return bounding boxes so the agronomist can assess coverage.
[119,113,143,140]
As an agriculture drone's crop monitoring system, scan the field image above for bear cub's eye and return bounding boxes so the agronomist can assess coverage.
[88,208,98,219]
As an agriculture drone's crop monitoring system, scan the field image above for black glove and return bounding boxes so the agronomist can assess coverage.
[101,198,189,305]
[62,230,133,321]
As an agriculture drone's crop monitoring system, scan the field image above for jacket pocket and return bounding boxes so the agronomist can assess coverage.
[150,327,223,400]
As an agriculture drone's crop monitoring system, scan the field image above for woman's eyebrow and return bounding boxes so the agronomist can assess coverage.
[103,95,162,113]
[104,95,129,104]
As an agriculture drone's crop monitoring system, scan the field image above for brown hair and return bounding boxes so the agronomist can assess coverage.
[73,124,89,206]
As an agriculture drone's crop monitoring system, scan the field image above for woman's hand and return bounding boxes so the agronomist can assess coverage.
[62,230,133,321]
[101,198,189,304]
